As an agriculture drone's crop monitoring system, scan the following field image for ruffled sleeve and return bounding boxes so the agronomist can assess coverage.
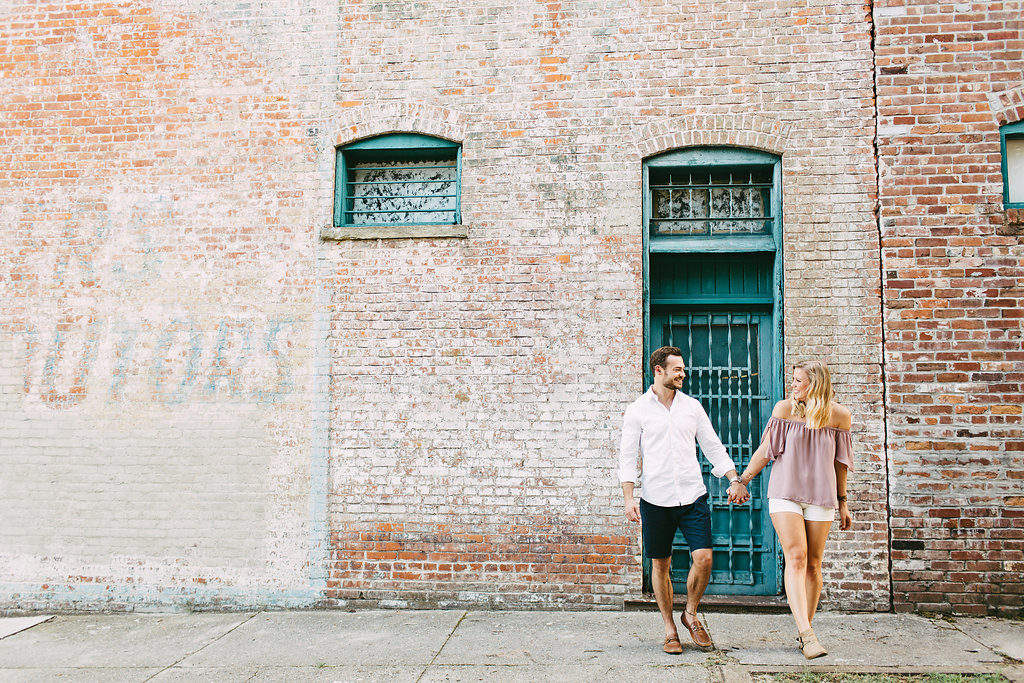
[834,430,854,471]
[760,417,791,461]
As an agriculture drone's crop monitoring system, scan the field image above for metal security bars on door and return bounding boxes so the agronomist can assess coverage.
[662,312,774,590]
[649,166,773,237]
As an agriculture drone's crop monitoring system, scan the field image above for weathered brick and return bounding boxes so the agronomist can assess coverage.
[0,0,1016,617]
[877,0,1024,617]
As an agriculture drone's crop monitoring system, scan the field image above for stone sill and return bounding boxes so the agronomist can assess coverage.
[321,224,468,241]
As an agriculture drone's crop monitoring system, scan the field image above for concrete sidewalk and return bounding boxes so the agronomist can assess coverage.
[0,609,1021,682]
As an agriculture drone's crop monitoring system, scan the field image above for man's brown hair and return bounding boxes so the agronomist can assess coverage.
[649,346,683,377]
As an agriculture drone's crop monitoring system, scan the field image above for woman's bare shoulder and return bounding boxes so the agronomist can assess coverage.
[830,402,852,429]
[771,399,793,418]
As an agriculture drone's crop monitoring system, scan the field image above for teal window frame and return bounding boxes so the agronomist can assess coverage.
[1001,120,1024,209]
[644,147,782,255]
[334,133,462,227]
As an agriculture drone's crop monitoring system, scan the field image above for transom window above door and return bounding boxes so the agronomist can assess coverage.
[644,147,781,253]
[649,166,774,237]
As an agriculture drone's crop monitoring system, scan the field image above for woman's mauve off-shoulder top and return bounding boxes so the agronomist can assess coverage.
[761,417,854,509]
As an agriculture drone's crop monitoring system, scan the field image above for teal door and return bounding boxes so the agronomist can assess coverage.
[643,253,780,596]
[641,146,784,597]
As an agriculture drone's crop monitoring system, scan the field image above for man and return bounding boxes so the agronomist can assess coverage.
[619,346,749,654]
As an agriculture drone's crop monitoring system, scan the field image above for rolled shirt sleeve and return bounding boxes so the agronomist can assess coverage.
[694,401,737,478]
[618,403,642,484]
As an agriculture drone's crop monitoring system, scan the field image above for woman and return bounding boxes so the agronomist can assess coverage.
[736,360,853,659]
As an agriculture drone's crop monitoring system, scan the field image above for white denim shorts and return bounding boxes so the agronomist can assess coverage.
[768,498,836,522]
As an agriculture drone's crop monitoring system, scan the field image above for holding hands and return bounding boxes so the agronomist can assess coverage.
[727,473,750,505]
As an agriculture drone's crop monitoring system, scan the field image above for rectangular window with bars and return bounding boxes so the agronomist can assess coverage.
[335,134,461,227]
[649,165,773,237]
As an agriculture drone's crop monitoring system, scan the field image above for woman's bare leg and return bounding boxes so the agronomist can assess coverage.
[803,520,833,625]
[771,512,812,634]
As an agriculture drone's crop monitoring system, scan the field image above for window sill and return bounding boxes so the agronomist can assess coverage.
[321,224,468,241]
[649,234,777,253]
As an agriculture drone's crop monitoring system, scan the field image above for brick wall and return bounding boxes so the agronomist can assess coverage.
[0,0,324,610]
[1,0,886,611]
[319,0,885,610]
[875,0,1024,616]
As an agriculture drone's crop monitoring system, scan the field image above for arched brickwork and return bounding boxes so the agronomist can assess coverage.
[330,103,469,147]
[634,113,792,159]
[990,84,1024,126]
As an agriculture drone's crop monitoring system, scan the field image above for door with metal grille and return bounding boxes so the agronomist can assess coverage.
[641,146,783,597]
[646,311,778,594]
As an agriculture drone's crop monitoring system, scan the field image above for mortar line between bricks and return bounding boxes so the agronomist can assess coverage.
[415,610,468,683]
[142,611,262,682]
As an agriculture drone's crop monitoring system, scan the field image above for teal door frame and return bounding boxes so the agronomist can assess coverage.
[640,147,785,596]
[642,147,784,391]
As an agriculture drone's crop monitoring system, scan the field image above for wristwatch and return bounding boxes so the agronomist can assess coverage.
[730,475,743,486]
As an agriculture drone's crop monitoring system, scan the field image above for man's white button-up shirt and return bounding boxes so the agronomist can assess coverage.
[618,387,736,507]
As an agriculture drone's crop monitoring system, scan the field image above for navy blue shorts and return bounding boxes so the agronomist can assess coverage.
[640,495,713,559]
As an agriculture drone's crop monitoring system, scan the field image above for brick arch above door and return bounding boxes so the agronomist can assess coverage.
[633,113,792,160]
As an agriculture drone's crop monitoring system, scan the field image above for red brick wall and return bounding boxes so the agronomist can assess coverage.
[0,0,322,609]
[875,0,1024,616]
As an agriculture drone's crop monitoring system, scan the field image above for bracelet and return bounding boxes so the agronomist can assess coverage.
[837,495,847,502]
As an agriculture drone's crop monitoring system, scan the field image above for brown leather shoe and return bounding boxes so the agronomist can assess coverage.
[681,609,714,649]
[663,634,683,655]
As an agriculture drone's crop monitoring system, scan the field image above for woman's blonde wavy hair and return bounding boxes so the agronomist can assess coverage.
[790,360,835,429]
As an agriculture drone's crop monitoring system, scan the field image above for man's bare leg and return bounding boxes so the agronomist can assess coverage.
[684,548,712,616]
[651,556,678,638]
[680,548,714,648]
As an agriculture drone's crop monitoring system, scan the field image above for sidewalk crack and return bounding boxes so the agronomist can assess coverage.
[415,610,467,683]
[946,619,1019,664]
[143,611,262,682]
